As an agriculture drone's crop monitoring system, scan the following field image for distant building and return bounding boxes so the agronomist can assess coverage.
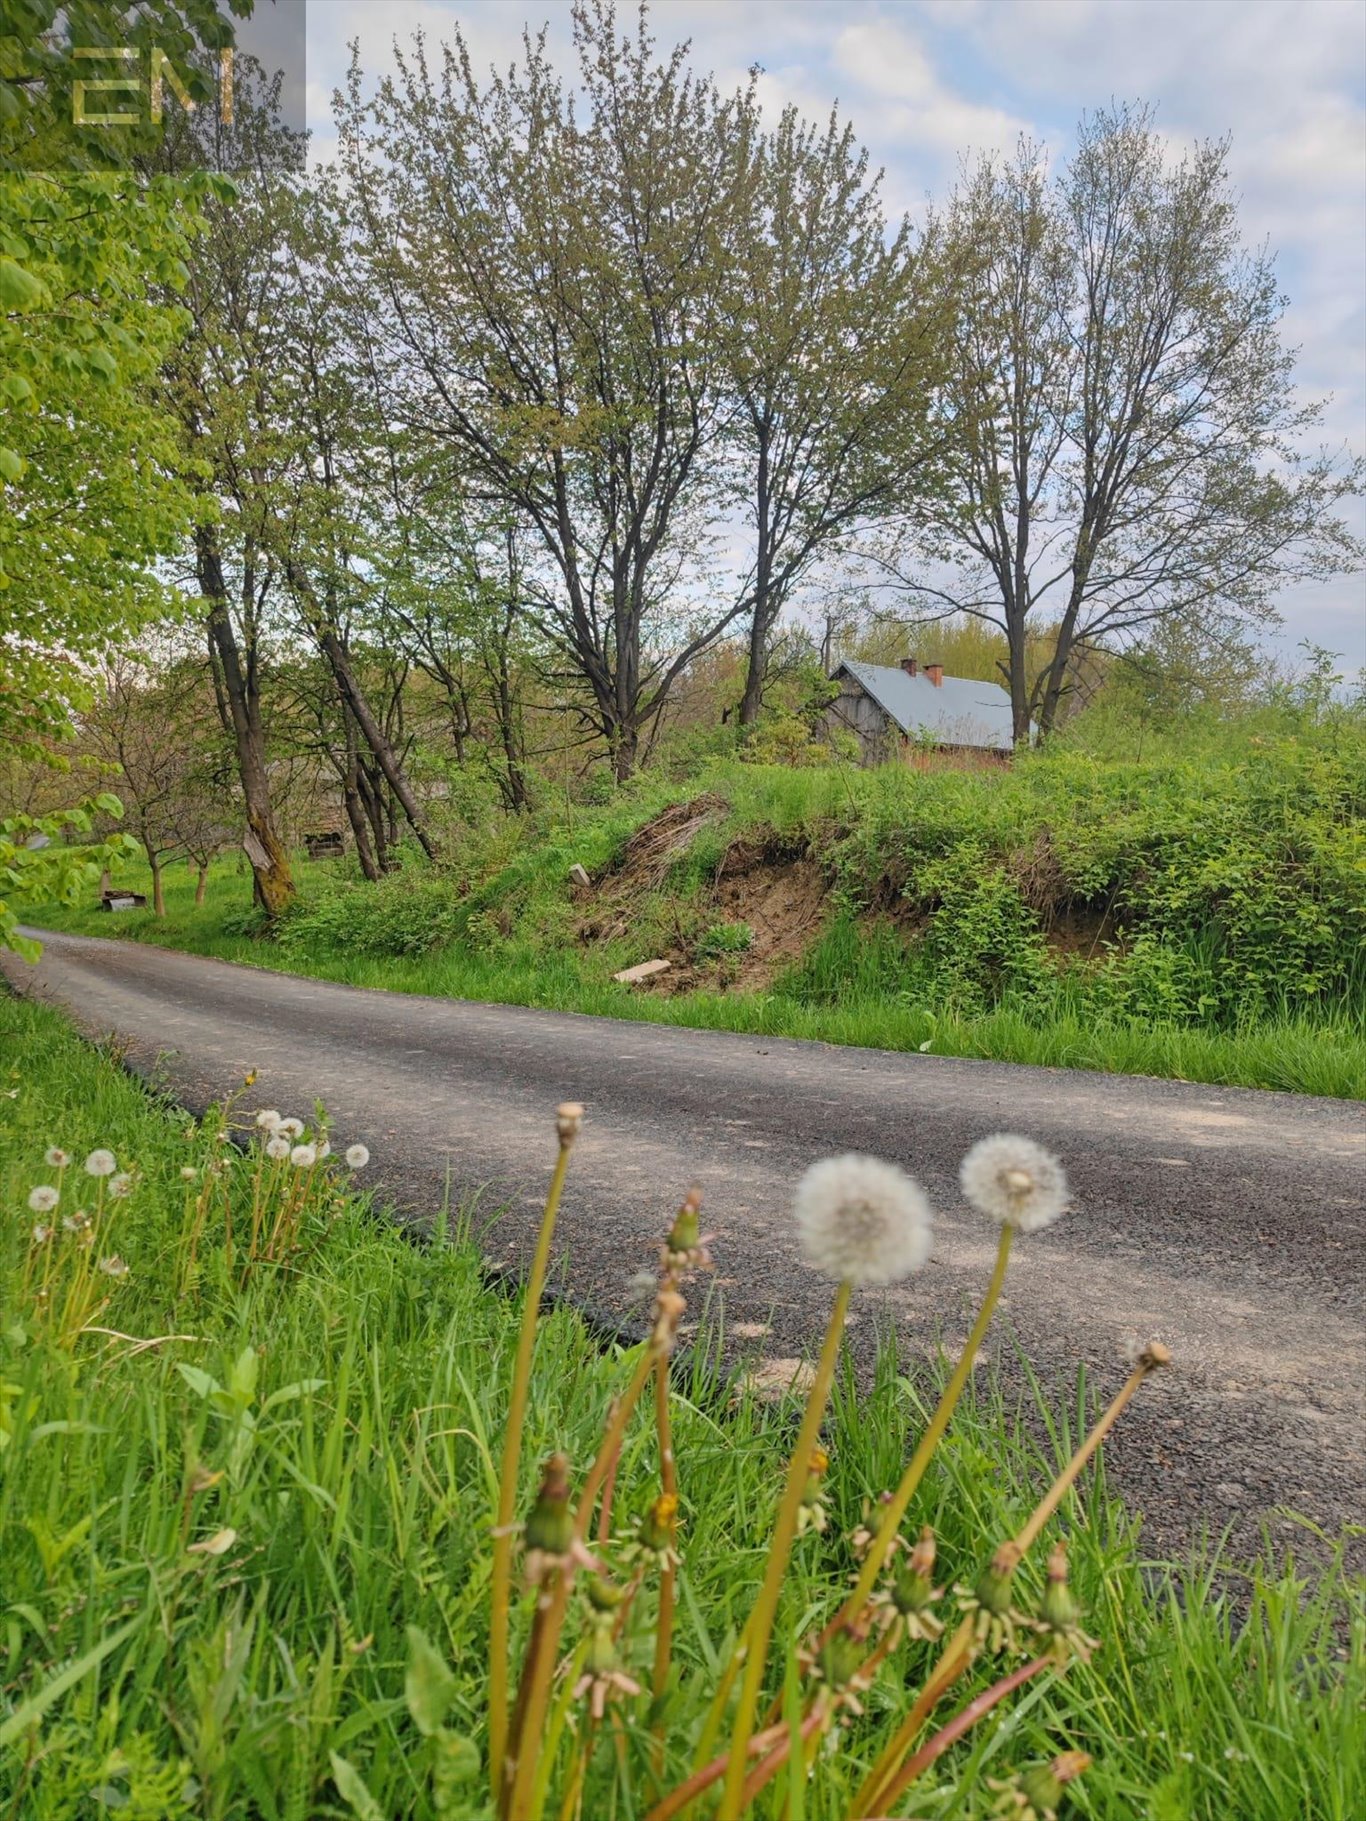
[822,657,1024,765]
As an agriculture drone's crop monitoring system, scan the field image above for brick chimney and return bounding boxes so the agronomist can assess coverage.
[926,662,944,688]
[900,656,918,677]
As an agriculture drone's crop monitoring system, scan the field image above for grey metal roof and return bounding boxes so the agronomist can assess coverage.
[837,660,1018,752]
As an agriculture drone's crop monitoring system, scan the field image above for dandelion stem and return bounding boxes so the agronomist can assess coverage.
[1014,1350,1165,1555]
[738,1706,829,1812]
[852,1343,1169,1817]
[869,1655,1052,1816]
[849,1620,975,1818]
[843,1225,1012,1628]
[651,1352,678,1775]
[504,1342,656,1821]
[642,1721,792,1821]
[717,1278,851,1821]
[489,1120,580,1808]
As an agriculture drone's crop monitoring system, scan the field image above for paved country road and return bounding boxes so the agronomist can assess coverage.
[6,928,1364,1563]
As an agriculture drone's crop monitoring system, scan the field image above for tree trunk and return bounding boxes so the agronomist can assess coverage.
[738,605,769,727]
[613,725,639,785]
[194,866,208,906]
[150,855,165,918]
[344,771,380,881]
[311,611,436,861]
[198,527,295,919]
[739,439,774,727]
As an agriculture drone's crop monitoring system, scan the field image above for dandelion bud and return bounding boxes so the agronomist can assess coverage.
[667,1188,702,1254]
[1037,1541,1098,1666]
[585,1575,627,1614]
[181,1166,198,1181]
[796,1445,830,1536]
[523,1452,575,1585]
[84,1149,116,1178]
[815,1622,866,1692]
[998,1751,1093,1820]
[27,1185,58,1214]
[556,1101,585,1144]
[958,1541,1024,1655]
[43,1147,69,1168]
[959,1134,1067,1233]
[794,1154,933,1286]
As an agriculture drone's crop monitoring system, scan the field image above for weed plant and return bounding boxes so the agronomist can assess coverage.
[1,996,1362,1819]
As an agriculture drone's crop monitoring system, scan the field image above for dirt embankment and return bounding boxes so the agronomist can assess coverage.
[574,795,827,993]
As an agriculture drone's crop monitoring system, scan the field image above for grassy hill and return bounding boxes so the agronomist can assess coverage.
[28,723,1366,1099]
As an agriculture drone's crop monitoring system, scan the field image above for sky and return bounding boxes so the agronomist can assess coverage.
[294,0,1366,674]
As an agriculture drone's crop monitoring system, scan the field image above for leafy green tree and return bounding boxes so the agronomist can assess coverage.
[336,1,760,781]
[725,107,951,725]
[901,106,1364,742]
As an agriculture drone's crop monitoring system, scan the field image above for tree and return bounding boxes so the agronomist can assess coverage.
[337,1,760,780]
[724,107,950,725]
[83,655,227,914]
[899,108,1364,742]
[157,68,306,916]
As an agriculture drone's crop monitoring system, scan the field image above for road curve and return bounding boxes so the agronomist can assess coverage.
[6,928,1364,1562]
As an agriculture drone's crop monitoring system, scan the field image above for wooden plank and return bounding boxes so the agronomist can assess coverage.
[612,958,671,985]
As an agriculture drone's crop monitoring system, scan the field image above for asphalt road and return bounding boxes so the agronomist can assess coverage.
[6,929,1364,1562]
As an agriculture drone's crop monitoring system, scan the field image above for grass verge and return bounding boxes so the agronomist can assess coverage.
[25,846,1366,1100]
[1,993,1363,1818]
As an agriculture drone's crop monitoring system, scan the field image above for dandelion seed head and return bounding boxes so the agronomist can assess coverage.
[108,1172,133,1200]
[254,1109,282,1131]
[98,1255,129,1277]
[84,1149,116,1178]
[959,1134,1067,1233]
[344,1143,369,1170]
[794,1154,933,1286]
[27,1184,59,1213]
[289,1143,317,1168]
[44,1147,69,1169]
[31,1223,53,1244]
[276,1118,304,1141]
[265,1136,291,1161]
[1123,1336,1172,1373]
[316,1139,331,1160]
[181,1166,198,1181]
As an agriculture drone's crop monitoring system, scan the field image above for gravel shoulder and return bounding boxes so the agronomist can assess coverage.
[7,928,1364,1562]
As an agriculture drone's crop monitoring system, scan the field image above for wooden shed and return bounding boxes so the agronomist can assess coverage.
[822,658,1022,765]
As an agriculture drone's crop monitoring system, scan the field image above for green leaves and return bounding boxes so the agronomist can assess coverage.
[405,1627,459,1737]
[0,254,46,310]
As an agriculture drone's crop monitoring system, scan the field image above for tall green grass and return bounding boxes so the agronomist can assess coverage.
[26,848,1366,1098]
[1,996,1363,1818]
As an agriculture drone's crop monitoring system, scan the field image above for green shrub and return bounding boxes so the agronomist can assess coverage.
[697,919,754,959]
[277,870,464,959]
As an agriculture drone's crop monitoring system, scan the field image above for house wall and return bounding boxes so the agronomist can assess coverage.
[821,676,895,765]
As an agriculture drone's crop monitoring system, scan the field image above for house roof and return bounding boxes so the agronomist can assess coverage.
[836,660,1018,752]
